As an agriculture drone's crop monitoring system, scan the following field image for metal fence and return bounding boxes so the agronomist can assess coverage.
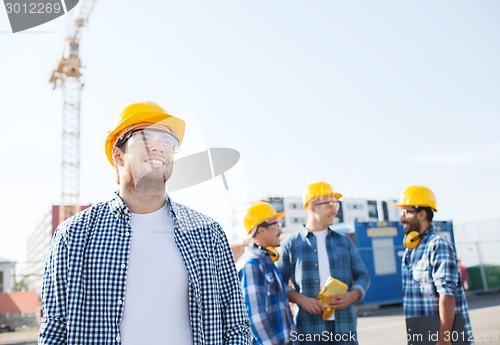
[454,219,500,292]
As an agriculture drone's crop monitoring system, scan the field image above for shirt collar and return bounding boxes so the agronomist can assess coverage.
[108,191,178,220]
[298,225,335,239]
[167,193,179,218]
[420,224,436,242]
[109,192,128,219]
[247,244,273,260]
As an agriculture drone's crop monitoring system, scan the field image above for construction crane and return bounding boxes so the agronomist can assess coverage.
[49,0,96,209]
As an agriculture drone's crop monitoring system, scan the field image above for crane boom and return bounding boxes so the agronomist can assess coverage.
[50,0,96,206]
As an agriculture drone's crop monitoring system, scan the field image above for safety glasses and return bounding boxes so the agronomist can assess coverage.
[313,200,340,211]
[117,128,179,153]
[401,208,422,217]
[259,221,282,229]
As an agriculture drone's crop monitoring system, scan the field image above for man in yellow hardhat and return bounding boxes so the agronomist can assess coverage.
[394,185,473,345]
[236,201,295,345]
[39,101,251,345]
[276,182,370,345]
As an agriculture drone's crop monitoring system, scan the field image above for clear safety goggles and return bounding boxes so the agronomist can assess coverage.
[116,127,179,153]
[259,221,282,229]
[313,200,340,211]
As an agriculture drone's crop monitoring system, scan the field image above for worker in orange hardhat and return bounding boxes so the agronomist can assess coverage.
[236,202,295,345]
[39,101,251,345]
[393,185,473,344]
[276,182,370,345]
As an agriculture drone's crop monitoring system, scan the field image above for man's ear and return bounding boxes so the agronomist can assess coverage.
[417,209,427,222]
[112,146,125,167]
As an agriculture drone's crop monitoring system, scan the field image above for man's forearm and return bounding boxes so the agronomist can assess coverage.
[438,294,455,342]
[287,290,324,315]
[287,289,303,304]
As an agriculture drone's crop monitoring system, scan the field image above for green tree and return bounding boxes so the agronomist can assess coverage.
[14,278,29,291]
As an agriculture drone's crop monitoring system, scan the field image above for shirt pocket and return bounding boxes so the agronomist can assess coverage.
[265,272,278,296]
[412,260,434,295]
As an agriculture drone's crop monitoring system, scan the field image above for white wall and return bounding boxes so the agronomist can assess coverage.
[0,260,16,292]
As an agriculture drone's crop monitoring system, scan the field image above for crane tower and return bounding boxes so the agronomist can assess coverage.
[49,0,96,207]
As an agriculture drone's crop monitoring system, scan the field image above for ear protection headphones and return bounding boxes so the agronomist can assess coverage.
[253,244,280,262]
[403,228,432,249]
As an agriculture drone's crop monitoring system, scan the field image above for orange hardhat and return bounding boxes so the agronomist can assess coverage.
[244,202,285,236]
[105,101,185,166]
[303,181,342,209]
[393,185,438,212]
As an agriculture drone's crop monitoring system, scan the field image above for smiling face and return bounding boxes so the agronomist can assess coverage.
[400,207,423,234]
[255,216,283,248]
[309,195,339,229]
[113,124,178,195]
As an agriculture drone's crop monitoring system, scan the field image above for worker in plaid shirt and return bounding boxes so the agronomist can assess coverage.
[39,101,251,345]
[394,185,473,345]
[236,202,295,345]
[276,182,370,345]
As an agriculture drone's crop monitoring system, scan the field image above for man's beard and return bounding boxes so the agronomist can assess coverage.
[125,165,173,196]
[404,219,421,234]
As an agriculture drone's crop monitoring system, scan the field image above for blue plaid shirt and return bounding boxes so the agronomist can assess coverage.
[276,226,370,336]
[402,225,473,342]
[39,193,251,345]
[236,246,295,345]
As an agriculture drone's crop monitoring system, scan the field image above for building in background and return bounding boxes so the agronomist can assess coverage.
[0,291,40,330]
[264,196,400,236]
[25,210,53,294]
[0,257,16,293]
[24,204,90,293]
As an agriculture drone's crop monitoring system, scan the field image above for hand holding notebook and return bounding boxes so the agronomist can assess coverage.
[316,276,348,320]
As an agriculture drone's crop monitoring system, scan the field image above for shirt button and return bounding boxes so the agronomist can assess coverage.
[314,249,317,252]
[117,299,123,305]
[315,263,318,267]
[121,264,126,269]
[116,335,121,342]
[123,209,128,214]
[125,232,130,237]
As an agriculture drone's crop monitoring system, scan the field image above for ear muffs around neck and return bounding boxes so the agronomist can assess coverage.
[403,231,421,249]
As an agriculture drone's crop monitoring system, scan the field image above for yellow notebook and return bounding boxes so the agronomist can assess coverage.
[316,276,348,320]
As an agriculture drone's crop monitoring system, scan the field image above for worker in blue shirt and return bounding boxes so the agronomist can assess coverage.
[236,201,295,345]
[394,185,473,345]
[276,181,370,345]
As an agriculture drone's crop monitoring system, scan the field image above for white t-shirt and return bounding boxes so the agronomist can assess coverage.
[313,229,335,321]
[120,203,192,345]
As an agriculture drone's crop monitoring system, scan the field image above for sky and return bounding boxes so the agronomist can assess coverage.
[1,0,500,267]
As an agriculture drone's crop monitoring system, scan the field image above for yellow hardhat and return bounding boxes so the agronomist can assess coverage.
[104,101,185,166]
[303,181,342,210]
[244,202,285,236]
[392,185,438,212]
